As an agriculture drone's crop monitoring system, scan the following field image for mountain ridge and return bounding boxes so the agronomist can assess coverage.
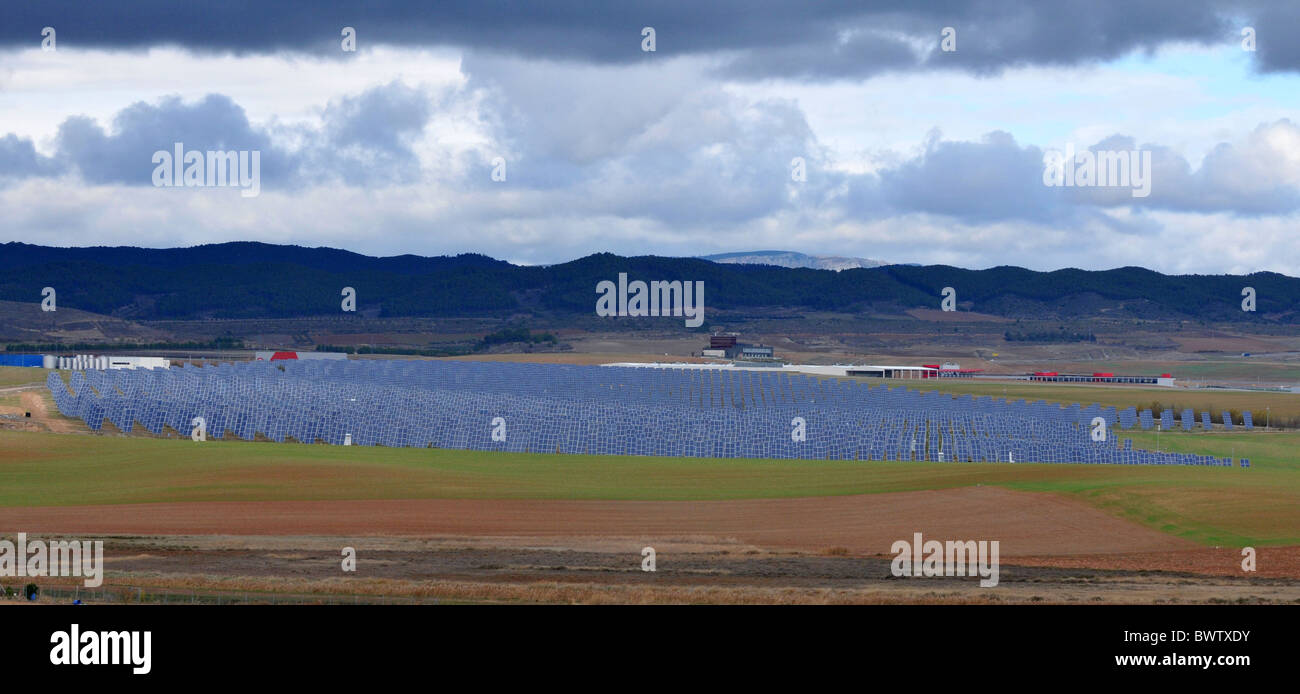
[0,242,1294,323]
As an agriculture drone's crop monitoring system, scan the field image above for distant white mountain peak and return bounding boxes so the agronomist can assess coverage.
[699,250,887,271]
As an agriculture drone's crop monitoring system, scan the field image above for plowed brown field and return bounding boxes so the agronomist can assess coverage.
[0,486,1195,557]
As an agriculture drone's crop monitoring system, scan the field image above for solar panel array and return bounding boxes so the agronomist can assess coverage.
[46,361,1245,466]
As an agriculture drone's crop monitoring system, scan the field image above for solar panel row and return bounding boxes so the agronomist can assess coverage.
[45,362,1248,466]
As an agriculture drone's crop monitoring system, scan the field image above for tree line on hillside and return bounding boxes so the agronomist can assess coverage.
[1004,330,1096,342]
[312,327,558,357]
[1,244,1297,322]
[4,338,246,352]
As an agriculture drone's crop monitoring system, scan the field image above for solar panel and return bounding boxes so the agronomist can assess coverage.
[42,359,1229,467]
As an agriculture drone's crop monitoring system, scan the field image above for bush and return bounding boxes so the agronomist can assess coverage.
[475,327,557,350]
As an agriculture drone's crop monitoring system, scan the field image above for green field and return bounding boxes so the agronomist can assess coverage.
[4,363,1298,548]
[1125,429,1297,469]
[1031,359,1300,383]
[1127,360,1300,382]
[855,377,1300,425]
[0,365,47,388]
[2,428,1297,547]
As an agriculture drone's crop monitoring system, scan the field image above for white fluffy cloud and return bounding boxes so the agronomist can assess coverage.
[2,40,1300,275]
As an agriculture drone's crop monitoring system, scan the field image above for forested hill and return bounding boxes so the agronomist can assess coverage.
[0,242,1295,322]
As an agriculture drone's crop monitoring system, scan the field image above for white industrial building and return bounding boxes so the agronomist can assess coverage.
[106,355,171,370]
[52,354,170,370]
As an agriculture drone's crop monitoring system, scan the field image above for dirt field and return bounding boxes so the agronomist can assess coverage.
[0,386,83,434]
[20,533,1299,605]
[1009,547,1299,579]
[4,356,1296,604]
[0,486,1197,557]
[11,485,1296,604]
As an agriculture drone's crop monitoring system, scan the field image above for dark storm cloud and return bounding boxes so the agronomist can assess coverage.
[1242,0,1300,74]
[719,24,922,80]
[3,1,1290,78]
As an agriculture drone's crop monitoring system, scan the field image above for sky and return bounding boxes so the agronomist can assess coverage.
[2,1,1299,273]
